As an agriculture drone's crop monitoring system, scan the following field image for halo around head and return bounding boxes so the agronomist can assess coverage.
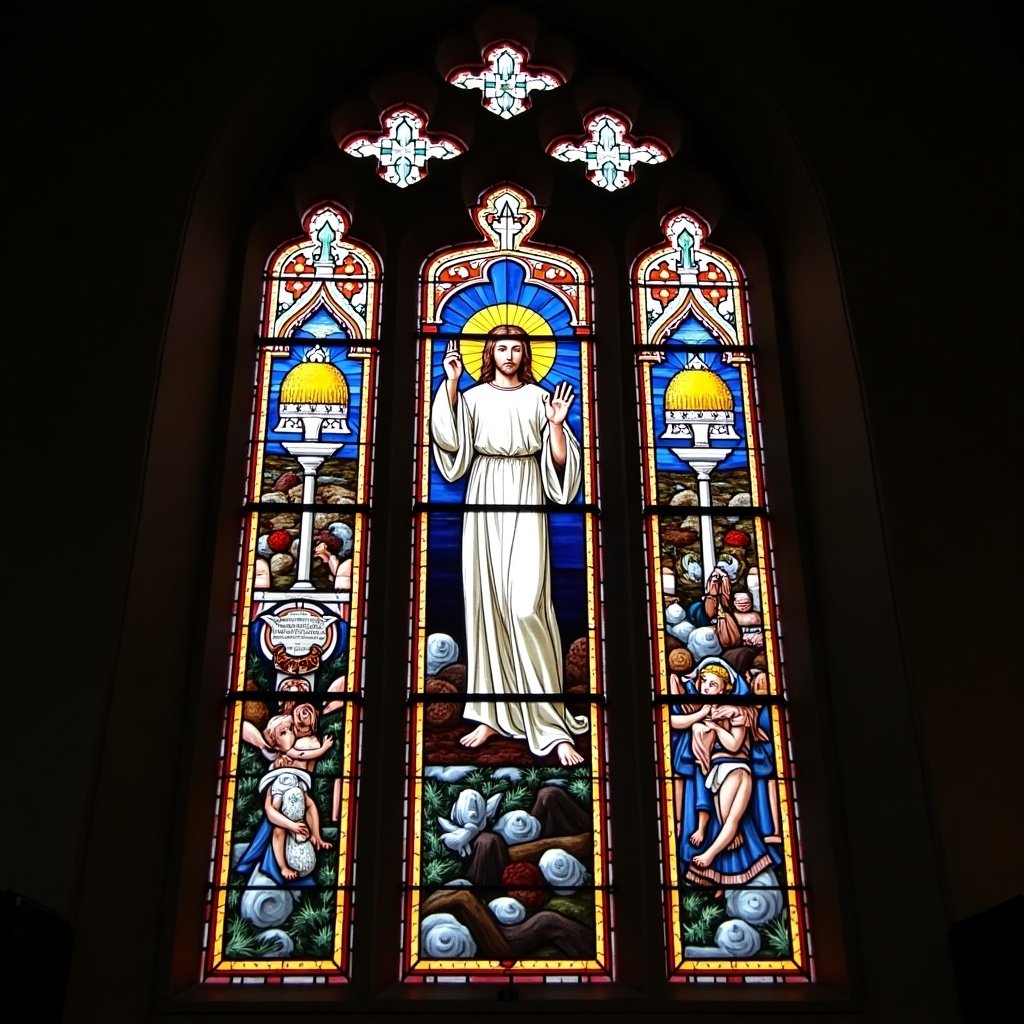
[458,303,557,381]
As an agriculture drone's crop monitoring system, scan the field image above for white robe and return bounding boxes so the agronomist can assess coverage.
[431,380,589,757]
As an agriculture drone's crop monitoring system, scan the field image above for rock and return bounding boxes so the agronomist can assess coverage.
[273,471,301,492]
[565,637,589,686]
[668,648,694,673]
[436,662,467,690]
[270,553,294,575]
[424,678,460,728]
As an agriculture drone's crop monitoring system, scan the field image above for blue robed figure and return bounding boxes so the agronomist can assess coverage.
[670,656,782,888]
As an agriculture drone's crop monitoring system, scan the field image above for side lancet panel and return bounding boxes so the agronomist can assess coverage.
[632,210,813,982]
[200,205,382,983]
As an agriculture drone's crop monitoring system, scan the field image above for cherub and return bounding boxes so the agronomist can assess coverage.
[259,712,335,880]
[670,661,769,869]
[262,709,334,771]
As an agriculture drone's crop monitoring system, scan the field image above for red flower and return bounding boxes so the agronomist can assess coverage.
[648,260,679,304]
[699,262,727,306]
[501,861,547,909]
[723,529,750,548]
[284,255,314,298]
[333,256,365,299]
[267,529,293,553]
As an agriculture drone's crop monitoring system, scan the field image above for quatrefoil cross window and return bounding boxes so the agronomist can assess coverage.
[342,107,464,188]
[447,42,564,119]
[547,111,668,191]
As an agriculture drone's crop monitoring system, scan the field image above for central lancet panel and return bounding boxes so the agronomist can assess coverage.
[403,184,613,981]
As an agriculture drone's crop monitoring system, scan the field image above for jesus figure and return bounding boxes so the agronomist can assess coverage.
[430,323,588,766]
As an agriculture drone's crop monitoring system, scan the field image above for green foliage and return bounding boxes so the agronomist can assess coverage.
[224,916,263,959]
[422,781,445,821]
[680,888,791,960]
[320,650,348,686]
[762,914,791,958]
[246,655,272,689]
[681,891,704,917]
[546,895,594,926]
[418,765,595,896]
[501,784,531,811]
[236,775,258,797]
[233,745,265,844]
[680,890,724,946]
[311,924,334,957]
[288,890,338,958]
[422,855,461,886]
[423,830,443,861]
[568,776,591,803]
[292,895,331,933]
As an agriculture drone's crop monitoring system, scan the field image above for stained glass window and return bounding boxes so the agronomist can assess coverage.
[546,110,668,191]
[447,41,564,119]
[632,210,812,981]
[200,204,382,982]
[403,184,613,981]
[341,105,465,188]
[188,23,825,998]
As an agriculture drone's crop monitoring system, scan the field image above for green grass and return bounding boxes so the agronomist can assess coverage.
[680,892,724,946]
[762,914,791,957]
[501,784,531,810]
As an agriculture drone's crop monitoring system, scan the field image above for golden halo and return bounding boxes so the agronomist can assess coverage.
[457,303,557,381]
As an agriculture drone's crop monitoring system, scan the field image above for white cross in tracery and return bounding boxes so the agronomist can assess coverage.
[548,112,668,191]
[485,196,528,251]
[448,43,563,119]
[343,108,464,188]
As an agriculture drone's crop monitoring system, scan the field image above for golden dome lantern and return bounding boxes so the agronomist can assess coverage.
[275,344,350,442]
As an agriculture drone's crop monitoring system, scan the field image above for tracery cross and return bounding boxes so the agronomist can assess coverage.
[486,197,528,251]
[448,44,563,119]
[343,108,464,188]
[547,112,668,191]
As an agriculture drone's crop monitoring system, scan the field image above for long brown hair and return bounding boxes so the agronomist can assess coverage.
[480,323,535,383]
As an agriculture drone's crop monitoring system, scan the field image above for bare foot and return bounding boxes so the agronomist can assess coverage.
[764,834,782,845]
[727,833,744,851]
[689,828,706,848]
[460,724,498,748]
[692,852,712,869]
[557,741,584,766]
[282,865,298,881]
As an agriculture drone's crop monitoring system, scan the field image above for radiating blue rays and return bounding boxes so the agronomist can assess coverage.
[437,259,575,336]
